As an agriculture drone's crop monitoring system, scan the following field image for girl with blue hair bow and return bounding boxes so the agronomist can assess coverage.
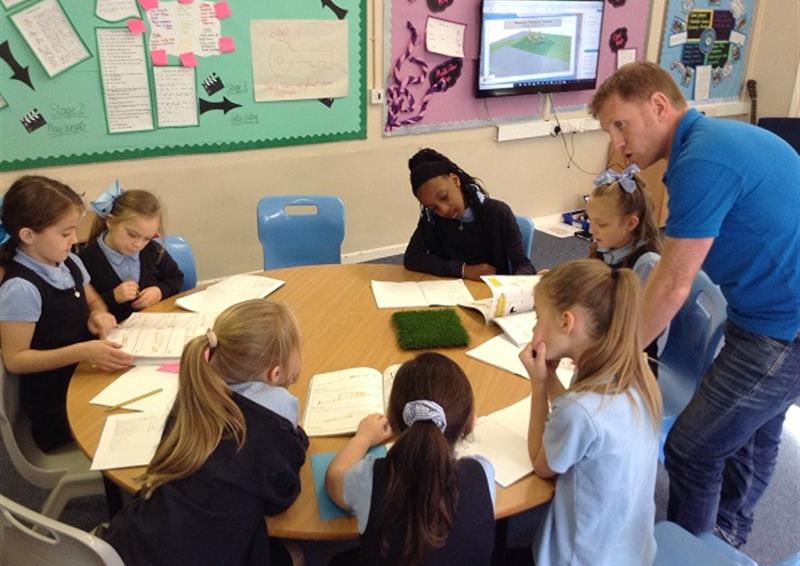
[326,352,496,565]
[0,175,133,452]
[79,180,183,322]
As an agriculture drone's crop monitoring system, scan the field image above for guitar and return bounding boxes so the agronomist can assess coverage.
[746,79,758,125]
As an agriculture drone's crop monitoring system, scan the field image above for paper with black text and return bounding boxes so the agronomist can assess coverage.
[176,274,284,313]
[303,364,401,436]
[90,411,169,470]
[371,279,474,309]
[107,312,216,363]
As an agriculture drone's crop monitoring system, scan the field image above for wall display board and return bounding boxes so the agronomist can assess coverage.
[658,0,756,102]
[0,0,366,171]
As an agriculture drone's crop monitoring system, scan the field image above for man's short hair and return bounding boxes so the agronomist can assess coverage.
[590,61,687,118]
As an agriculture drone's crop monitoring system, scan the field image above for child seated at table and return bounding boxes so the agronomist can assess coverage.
[103,299,308,565]
[326,352,496,565]
[403,148,535,280]
[0,175,131,452]
[79,180,183,322]
[520,259,662,565]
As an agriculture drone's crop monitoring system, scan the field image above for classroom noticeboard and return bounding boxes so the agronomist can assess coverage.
[0,0,366,171]
[658,0,756,102]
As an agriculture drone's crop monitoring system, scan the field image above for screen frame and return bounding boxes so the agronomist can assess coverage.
[475,0,606,99]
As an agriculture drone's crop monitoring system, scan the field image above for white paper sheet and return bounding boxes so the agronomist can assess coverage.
[91,411,169,470]
[146,1,222,58]
[251,19,348,101]
[371,280,474,309]
[425,16,466,58]
[466,335,574,388]
[95,0,139,22]
[616,48,637,69]
[154,67,199,128]
[694,64,711,101]
[90,366,178,414]
[729,30,746,46]
[176,275,285,313]
[10,0,90,77]
[494,311,537,347]
[96,28,154,133]
[106,312,216,362]
[669,32,688,47]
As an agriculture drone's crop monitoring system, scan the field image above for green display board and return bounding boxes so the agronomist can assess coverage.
[0,0,365,171]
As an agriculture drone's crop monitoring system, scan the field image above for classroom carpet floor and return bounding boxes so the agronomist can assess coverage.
[2,234,798,564]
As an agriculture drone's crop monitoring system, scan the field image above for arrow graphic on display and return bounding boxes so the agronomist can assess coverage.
[198,96,241,115]
[0,41,34,91]
[321,0,347,20]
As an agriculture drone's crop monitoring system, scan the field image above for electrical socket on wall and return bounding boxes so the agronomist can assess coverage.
[369,89,384,105]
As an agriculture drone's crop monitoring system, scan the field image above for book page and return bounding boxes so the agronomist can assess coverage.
[117,312,216,329]
[494,311,537,347]
[419,279,474,306]
[481,275,540,317]
[90,366,178,414]
[382,363,402,410]
[303,368,385,436]
[91,411,169,470]
[466,334,528,378]
[176,275,284,313]
[370,281,428,309]
[457,417,532,487]
[107,313,214,361]
[458,298,494,324]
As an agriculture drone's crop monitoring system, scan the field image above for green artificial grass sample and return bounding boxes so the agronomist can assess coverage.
[391,309,469,350]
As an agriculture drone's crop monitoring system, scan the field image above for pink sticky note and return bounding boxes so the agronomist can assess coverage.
[150,49,168,66]
[214,1,231,19]
[138,0,158,10]
[218,36,236,53]
[127,18,145,34]
[157,362,180,374]
[179,52,198,68]
[178,0,192,3]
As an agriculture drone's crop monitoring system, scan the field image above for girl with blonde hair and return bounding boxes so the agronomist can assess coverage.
[80,180,183,322]
[104,299,308,566]
[521,259,662,566]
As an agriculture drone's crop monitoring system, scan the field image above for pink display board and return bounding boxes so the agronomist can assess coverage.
[383,0,651,135]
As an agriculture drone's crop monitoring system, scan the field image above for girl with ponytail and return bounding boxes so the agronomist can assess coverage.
[104,299,308,566]
[326,352,496,565]
[520,259,662,566]
[403,148,535,280]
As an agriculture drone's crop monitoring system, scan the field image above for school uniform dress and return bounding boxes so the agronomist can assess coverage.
[79,233,183,322]
[343,453,496,565]
[404,186,535,278]
[533,386,659,566]
[103,387,308,566]
[0,251,92,452]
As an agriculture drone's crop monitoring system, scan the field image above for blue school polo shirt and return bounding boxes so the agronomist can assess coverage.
[664,109,800,341]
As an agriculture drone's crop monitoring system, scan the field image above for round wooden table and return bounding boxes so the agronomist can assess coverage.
[67,264,553,540]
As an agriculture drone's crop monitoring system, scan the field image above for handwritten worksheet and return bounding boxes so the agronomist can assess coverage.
[154,67,199,128]
[91,411,170,470]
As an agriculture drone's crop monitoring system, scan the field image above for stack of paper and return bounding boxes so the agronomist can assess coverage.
[371,279,474,309]
[176,274,285,313]
[89,365,178,471]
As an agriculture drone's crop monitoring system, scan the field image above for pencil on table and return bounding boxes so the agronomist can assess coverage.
[106,388,163,411]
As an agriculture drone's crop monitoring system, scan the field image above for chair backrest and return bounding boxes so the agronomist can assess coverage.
[654,521,756,566]
[514,214,535,259]
[257,195,345,270]
[0,496,124,566]
[659,269,727,417]
[161,235,198,292]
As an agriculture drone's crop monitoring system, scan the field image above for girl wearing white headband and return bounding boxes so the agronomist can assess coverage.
[326,352,496,565]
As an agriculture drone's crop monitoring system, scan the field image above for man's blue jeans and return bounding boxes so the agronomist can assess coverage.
[665,321,800,546]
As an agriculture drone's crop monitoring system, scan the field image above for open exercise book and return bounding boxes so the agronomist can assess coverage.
[302,364,402,436]
[371,280,474,309]
[460,275,541,346]
[176,274,285,313]
[107,312,216,364]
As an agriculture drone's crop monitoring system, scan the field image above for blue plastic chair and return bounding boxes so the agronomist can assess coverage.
[514,214,535,259]
[658,269,727,459]
[654,521,757,566]
[256,195,345,270]
[161,235,198,292]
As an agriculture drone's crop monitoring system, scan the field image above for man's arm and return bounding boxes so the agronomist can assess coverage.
[641,237,714,346]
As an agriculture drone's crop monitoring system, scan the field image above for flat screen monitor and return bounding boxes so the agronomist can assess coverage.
[477,0,605,98]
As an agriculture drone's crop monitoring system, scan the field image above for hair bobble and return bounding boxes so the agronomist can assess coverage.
[205,328,218,349]
[402,400,447,433]
[90,179,123,218]
[593,164,640,193]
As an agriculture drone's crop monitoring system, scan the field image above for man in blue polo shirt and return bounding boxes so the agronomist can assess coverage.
[590,61,799,549]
